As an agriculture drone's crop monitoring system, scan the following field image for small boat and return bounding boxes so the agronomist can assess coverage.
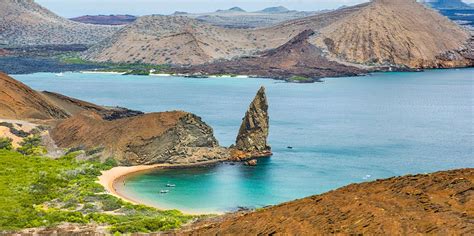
[166,184,176,187]
[159,190,169,194]
[55,72,64,77]
[287,146,293,149]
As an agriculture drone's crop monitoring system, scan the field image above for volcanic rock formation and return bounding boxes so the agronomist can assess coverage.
[50,111,226,165]
[233,86,271,157]
[181,168,474,235]
[0,73,271,165]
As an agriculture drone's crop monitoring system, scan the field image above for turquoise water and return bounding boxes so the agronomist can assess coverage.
[14,69,474,213]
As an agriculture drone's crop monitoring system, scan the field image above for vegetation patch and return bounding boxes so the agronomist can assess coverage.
[0,149,193,233]
[58,54,169,75]
[288,76,313,82]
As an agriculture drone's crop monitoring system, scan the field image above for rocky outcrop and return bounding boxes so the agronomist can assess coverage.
[49,86,272,165]
[180,168,474,235]
[233,86,271,159]
[0,74,271,166]
[50,111,226,165]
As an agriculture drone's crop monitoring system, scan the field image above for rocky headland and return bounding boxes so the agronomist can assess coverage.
[0,72,271,166]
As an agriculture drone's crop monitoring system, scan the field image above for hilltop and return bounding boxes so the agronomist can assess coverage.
[0,0,119,46]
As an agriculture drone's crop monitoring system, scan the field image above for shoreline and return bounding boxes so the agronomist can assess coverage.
[98,160,227,215]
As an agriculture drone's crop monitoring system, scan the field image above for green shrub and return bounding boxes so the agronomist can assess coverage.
[17,135,46,156]
[0,137,13,150]
[0,149,194,233]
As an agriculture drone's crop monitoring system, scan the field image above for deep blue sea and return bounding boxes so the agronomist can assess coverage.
[14,69,474,214]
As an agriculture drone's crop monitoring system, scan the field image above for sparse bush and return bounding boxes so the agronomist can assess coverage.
[17,135,46,156]
[0,137,13,150]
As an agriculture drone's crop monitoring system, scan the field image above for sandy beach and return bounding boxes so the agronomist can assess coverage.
[98,160,226,215]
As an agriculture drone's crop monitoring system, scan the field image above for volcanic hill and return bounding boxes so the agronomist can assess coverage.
[0,0,119,46]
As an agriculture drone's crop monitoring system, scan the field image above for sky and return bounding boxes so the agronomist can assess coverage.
[35,0,474,18]
[35,0,370,17]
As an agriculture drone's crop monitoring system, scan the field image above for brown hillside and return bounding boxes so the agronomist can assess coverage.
[181,168,474,235]
[83,16,269,65]
[0,0,119,46]
[0,72,68,120]
[314,0,471,68]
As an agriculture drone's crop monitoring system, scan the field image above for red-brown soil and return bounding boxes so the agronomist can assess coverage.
[0,72,68,120]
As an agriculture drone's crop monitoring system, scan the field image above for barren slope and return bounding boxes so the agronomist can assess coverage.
[181,168,474,235]
[0,72,68,120]
[0,0,119,46]
[83,16,269,65]
[315,0,472,68]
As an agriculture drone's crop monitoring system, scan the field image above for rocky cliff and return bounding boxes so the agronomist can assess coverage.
[181,168,474,235]
[233,86,271,158]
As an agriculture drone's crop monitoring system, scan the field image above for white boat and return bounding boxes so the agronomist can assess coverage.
[55,72,64,77]
[166,184,176,187]
[160,190,169,194]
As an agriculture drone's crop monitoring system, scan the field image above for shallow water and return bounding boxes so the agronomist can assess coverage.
[14,69,474,213]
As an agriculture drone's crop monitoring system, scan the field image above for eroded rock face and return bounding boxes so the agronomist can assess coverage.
[234,86,271,157]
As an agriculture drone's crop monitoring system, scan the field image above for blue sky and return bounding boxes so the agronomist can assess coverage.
[36,0,474,18]
[36,0,369,17]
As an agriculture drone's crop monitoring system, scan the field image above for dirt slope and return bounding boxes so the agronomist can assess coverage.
[315,0,471,68]
[0,0,119,46]
[0,72,68,120]
[181,168,474,235]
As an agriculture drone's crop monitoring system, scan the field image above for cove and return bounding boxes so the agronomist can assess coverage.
[13,68,474,213]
